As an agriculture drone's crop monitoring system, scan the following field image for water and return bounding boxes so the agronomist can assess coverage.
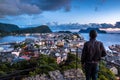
[0,36,35,43]
[81,33,120,50]
[0,33,120,50]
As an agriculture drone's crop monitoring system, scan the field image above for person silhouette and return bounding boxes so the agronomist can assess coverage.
[81,30,106,80]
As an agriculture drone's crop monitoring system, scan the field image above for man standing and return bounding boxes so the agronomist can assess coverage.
[81,30,106,80]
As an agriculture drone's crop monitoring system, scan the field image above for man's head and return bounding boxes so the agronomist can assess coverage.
[89,30,97,39]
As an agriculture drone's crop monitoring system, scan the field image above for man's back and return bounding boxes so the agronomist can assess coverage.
[81,39,106,64]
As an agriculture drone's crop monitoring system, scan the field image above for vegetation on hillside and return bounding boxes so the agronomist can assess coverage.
[98,61,116,80]
[0,53,116,80]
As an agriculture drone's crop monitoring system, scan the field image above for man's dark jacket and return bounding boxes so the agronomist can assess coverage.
[81,39,106,64]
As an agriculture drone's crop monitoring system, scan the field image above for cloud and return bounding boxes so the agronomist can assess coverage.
[0,0,71,17]
[22,0,71,11]
[0,0,107,18]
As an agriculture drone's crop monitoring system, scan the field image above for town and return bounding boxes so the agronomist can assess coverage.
[0,33,84,64]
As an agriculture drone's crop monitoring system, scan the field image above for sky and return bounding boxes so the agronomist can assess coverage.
[0,0,120,27]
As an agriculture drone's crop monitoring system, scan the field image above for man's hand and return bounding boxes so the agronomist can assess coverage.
[81,63,85,72]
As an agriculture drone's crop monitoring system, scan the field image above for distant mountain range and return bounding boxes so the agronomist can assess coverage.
[50,23,114,32]
[0,23,52,36]
[79,28,107,33]
[50,22,120,32]
[1,21,120,35]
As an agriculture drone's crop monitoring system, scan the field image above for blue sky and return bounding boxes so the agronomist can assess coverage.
[0,0,120,27]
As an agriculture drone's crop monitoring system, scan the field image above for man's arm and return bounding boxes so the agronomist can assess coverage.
[100,43,107,57]
[81,42,87,65]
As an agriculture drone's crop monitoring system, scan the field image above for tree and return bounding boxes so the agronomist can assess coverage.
[60,53,81,71]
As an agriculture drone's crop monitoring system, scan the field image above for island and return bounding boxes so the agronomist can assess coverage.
[79,28,106,33]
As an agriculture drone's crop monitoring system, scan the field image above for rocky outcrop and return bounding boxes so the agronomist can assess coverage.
[49,70,64,80]
[22,69,85,80]
[64,69,85,80]
[23,74,49,80]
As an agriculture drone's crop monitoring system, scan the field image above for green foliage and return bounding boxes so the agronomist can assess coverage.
[0,53,117,80]
[32,54,59,74]
[39,65,55,74]
[0,54,59,78]
[0,64,8,71]
[66,53,76,63]
[0,62,11,72]
[22,43,27,48]
[60,53,81,71]
[29,58,38,67]
[29,71,37,76]
[0,71,6,76]
[13,42,26,49]
[98,75,108,80]
[14,44,20,49]
[34,44,40,48]
[98,61,116,80]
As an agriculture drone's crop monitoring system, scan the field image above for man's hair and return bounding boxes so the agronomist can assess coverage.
[89,30,97,39]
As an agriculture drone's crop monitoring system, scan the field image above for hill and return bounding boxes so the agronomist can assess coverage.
[79,28,106,33]
[17,25,52,33]
[0,23,52,36]
[0,23,20,32]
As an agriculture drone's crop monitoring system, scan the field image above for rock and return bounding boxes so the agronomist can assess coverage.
[22,74,49,80]
[64,69,85,80]
[39,74,49,80]
[49,70,64,80]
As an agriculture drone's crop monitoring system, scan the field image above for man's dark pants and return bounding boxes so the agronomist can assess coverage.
[85,62,99,80]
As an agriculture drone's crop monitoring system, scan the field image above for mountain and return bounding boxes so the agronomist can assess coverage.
[79,28,106,33]
[0,23,20,32]
[17,25,52,33]
[115,22,120,27]
[0,23,52,36]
